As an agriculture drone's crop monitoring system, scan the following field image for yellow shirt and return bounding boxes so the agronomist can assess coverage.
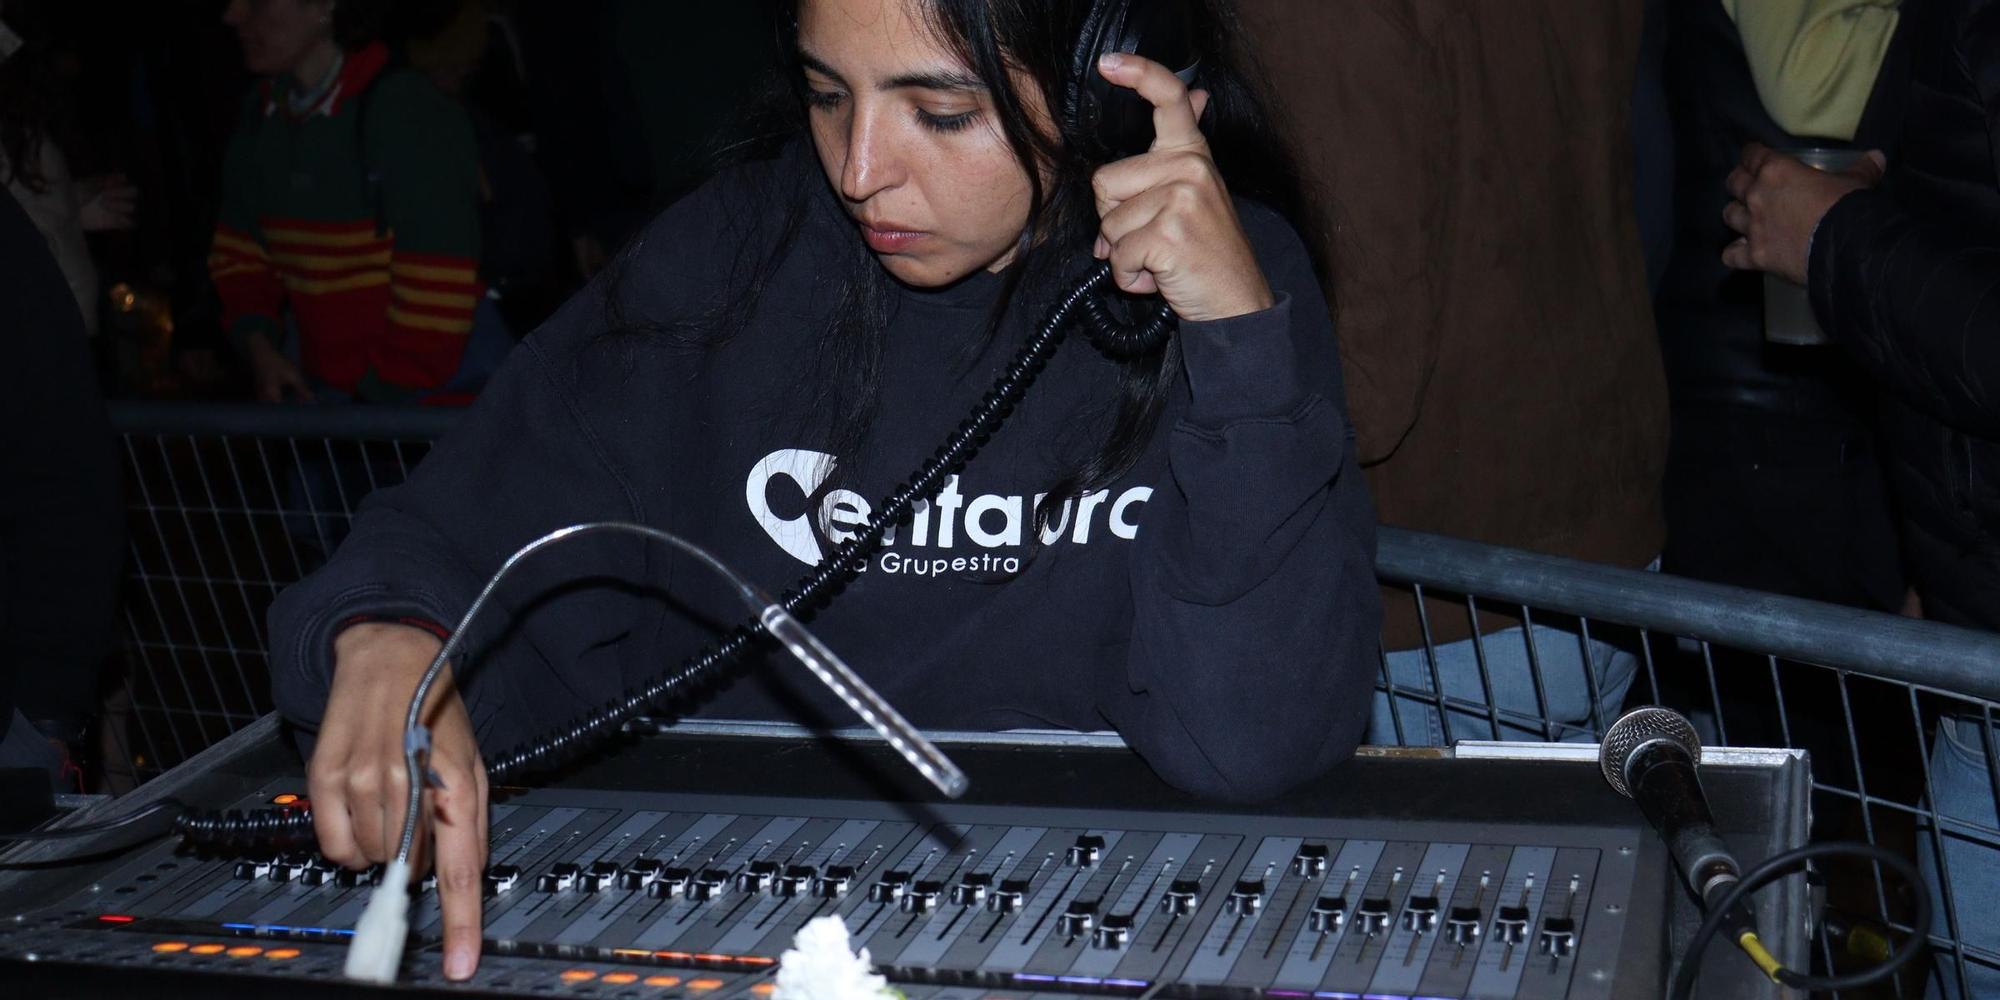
[1724,0,1900,140]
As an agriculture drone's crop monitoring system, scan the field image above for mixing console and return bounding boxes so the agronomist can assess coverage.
[0,722,1811,999]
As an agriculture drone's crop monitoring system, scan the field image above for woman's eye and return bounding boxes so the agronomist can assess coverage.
[917,108,978,134]
[804,89,845,111]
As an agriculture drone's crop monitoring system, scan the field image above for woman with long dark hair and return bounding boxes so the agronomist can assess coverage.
[269,0,1379,979]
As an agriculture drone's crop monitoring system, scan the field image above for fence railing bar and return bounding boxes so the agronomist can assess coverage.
[1378,528,2000,701]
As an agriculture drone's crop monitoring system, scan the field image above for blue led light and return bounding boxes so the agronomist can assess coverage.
[1103,980,1150,989]
[1012,973,1058,982]
[221,923,254,931]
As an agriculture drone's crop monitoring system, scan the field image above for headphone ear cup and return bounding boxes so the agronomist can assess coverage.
[1065,0,1199,161]
[1063,0,1126,160]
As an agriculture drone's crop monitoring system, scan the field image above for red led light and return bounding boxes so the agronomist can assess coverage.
[97,914,136,924]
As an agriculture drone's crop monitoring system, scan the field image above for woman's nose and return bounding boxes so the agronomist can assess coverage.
[839,108,904,203]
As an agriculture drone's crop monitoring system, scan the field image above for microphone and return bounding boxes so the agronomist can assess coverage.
[1598,708,1757,933]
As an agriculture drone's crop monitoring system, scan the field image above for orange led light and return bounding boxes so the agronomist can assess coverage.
[189,944,227,955]
[151,941,189,953]
[270,794,299,805]
[686,979,724,993]
[738,955,776,967]
[749,984,777,996]
[559,969,598,983]
[97,914,136,923]
[642,976,682,988]
[265,948,301,961]
[654,950,692,961]
[611,948,652,958]
[600,972,638,985]
[226,946,263,958]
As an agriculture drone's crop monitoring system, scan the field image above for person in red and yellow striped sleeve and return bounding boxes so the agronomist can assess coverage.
[211,0,483,404]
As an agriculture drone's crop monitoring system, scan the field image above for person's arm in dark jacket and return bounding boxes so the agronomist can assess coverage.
[1805,22,2000,437]
[1809,192,2000,437]
[1100,204,1381,802]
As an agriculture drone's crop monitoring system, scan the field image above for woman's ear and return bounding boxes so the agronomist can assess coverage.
[1189,89,1211,124]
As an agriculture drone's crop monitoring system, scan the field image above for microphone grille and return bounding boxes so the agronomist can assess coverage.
[1598,707,1702,799]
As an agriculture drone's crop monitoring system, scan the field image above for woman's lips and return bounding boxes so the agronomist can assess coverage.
[860,223,926,254]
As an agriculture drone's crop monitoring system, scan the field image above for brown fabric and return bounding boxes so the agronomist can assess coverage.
[1241,0,1670,649]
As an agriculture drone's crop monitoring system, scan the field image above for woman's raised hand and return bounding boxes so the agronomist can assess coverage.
[1091,52,1274,323]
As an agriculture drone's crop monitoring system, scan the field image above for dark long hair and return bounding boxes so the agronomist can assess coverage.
[612,0,1319,527]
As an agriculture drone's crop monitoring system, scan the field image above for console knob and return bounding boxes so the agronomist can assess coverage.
[1160,878,1201,915]
[952,872,992,906]
[1225,878,1264,916]
[1091,912,1133,950]
[1292,844,1330,878]
[1057,899,1097,937]
[1067,835,1106,868]
[1308,895,1348,933]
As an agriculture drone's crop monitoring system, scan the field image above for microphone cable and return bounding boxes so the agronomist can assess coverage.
[1667,839,1930,1000]
[2,262,1173,855]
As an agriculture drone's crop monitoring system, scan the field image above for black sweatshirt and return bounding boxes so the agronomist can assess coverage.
[268,153,1380,801]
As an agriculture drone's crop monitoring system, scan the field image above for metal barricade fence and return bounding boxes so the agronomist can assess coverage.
[104,400,2000,997]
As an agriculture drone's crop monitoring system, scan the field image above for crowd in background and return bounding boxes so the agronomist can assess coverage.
[2,0,1996,991]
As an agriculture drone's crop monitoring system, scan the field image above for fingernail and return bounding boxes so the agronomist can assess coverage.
[1093,235,1109,259]
[445,947,474,980]
[1099,53,1124,71]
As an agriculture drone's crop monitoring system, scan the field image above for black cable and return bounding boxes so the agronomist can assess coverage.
[21,263,1167,857]
[1668,840,1930,1000]
[0,798,188,841]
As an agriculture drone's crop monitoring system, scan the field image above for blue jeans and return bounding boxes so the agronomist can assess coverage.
[1922,716,2000,999]
[1368,622,1640,746]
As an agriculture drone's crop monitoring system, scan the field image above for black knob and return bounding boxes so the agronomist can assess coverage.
[1445,905,1482,946]
[1354,898,1392,935]
[900,880,943,914]
[952,873,992,906]
[869,871,912,903]
[581,860,623,893]
[1226,879,1265,916]
[778,864,816,897]
[1493,904,1531,945]
[1292,844,1330,878]
[1538,917,1577,957]
[813,865,855,899]
[1308,895,1348,933]
[1092,912,1133,949]
[1402,894,1440,932]
[620,858,662,890]
[1068,835,1106,868]
[232,857,274,880]
[537,862,581,893]
[989,878,1031,914]
[646,867,691,899]
[688,869,729,900]
[1058,899,1098,937]
[1161,878,1201,915]
[484,864,522,895]
[736,860,779,894]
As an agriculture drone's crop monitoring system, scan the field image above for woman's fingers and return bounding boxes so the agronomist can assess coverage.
[432,758,488,981]
[1096,52,1205,151]
[307,756,362,868]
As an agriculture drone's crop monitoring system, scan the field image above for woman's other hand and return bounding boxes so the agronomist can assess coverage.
[309,622,490,981]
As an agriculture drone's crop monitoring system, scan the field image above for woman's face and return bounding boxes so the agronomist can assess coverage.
[798,0,1043,287]
[223,0,335,78]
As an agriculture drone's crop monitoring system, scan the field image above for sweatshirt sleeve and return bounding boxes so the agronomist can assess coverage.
[265,281,654,755]
[1808,188,2000,437]
[209,95,287,353]
[364,72,484,394]
[1097,204,1382,802]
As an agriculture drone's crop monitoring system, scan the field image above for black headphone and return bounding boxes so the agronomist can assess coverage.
[1066,0,1202,160]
